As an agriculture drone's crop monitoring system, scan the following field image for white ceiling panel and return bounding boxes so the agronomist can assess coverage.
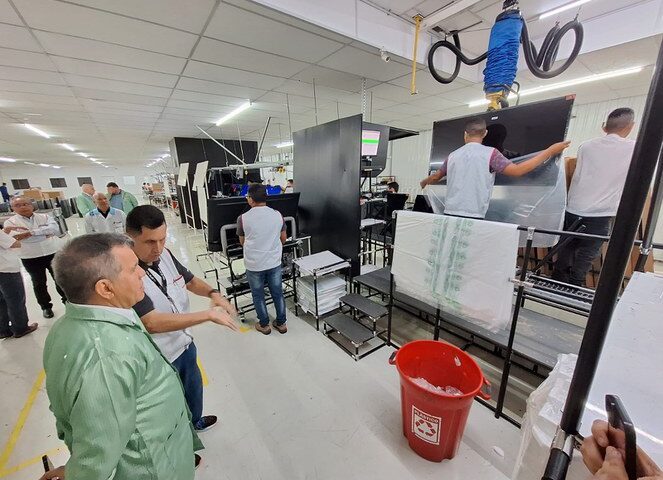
[80,99,164,113]
[206,3,342,63]
[177,76,267,99]
[170,90,249,107]
[0,65,64,84]
[71,87,168,106]
[34,31,186,74]
[368,82,425,103]
[0,24,44,52]
[13,0,198,57]
[319,46,411,82]
[51,57,179,88]
[65,0,217,33]
[577,35,662,73]
[291,65,379,93]
[0,0,21,24]
[192,37,308,78]
[166,99,247,113]
[0,79,73,96]
[0,47,55,70]
[183,61,285,90]
[64,74,173,98]
[389,69,473,95]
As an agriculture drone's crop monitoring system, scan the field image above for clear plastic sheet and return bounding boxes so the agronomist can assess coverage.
[425,156,566,247]
[392,211,519,332]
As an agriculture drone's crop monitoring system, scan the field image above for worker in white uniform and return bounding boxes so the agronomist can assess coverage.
[4,197,65,318]
[127,205,238,467]
[419,117,570,219]
[0,226,37,338]
[85,192,126,234]
[552,108,636,286]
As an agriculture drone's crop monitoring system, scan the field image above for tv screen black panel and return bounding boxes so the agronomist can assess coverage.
[361,122,390,178]
[429,96,575,186]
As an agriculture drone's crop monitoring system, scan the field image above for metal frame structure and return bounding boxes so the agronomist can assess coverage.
[542,39,663,480]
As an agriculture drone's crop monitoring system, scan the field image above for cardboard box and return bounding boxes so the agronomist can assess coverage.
[41,190,65,200]
[21,188,43,200]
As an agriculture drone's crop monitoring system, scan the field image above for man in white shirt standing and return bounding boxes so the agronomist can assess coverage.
[0,226,37,338]
[4,197,65,318]
[126,205,238,455]
[552,108,637,286]
[85,192,126,234]
[237,184,288,335]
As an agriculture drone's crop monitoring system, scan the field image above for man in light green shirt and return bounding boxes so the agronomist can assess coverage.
[75,183,95,217]
[41,233,202,480]
[107,181,139,214]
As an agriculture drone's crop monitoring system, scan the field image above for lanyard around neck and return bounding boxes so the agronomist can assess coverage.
[143,265,180,313]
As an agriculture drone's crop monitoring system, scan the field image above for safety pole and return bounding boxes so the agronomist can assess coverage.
[411,15,423,95]
[542,38,663,480]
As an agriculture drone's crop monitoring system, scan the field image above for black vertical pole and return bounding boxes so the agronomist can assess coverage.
[635,149,663,272]
[495,227,534,418]
[543,39,663,480]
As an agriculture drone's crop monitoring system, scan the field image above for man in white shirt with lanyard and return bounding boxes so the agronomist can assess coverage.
[127,205,238,441]
[552,108,637,286]
[0,226,37,338]
[4,197,66,318]
[85,192,126,234]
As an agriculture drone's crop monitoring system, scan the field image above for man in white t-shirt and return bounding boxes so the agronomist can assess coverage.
[4,197,66,318]
[237,184,287,335]
[0,226,37,338]
[552,108,636,286]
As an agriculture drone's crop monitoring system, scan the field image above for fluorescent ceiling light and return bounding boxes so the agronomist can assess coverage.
[77,152,89,158]
[0,157,17,163]
[24,161,37,166]
[24,123,51,138]
[539,0,592,20]
[60,143,75,151]
[39,163,51,167]
[215,101,251,126]
[467,66,644,107]
[275,141,294,148]
[52,165,61,169]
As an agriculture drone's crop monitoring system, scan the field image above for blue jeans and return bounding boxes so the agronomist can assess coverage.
[246,266,286,327]
[171,342,204,427]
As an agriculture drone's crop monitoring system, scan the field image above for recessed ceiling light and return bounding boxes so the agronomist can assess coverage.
[52,165,61,169]
[467,66,644,107]
[60,143,75,151]
[39,163,51,167]
[23,123,51,138]
[539,0,592,20]
[275,141,294,148]
[215,101,251,126]
[77,152,89,158]
[0,157,17,163]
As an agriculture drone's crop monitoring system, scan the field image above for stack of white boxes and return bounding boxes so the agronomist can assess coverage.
[296,274,346,316]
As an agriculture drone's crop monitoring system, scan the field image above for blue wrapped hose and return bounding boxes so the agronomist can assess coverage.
[483,11,523,94]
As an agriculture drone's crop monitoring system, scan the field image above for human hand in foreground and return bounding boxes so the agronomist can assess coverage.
[582,420,663,478]
[38,465,64,479]
[208,308,240,332]
[547,141,571,156]
[209,291,237,317]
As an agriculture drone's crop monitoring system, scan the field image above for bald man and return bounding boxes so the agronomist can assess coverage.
[85,192,126,234]
[4,197,65,318]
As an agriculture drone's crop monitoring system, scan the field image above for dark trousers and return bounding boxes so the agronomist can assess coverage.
[172,342,203,427]
[552,212,612,286]
[21,253,66,309]
[246,266,286,327]
[0,272,30,336]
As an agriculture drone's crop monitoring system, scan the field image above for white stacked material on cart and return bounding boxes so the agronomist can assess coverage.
[296,274,346,316]
[295,250,350,276]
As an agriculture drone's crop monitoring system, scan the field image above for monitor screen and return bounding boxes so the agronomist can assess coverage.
[361,130,381,156]
[429,95,575,186]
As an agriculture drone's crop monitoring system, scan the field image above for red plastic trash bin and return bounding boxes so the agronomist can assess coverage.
[389,340,491,462]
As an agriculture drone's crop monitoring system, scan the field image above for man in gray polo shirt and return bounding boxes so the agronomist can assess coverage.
[237,184,287,335]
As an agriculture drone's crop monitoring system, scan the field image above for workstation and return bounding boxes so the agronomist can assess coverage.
[1,1,663,480]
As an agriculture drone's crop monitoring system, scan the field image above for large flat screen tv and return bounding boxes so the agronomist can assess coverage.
[429,95,575,186]
[426,95,575,246]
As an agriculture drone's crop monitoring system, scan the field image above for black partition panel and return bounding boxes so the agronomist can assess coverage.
[294,115,362,276]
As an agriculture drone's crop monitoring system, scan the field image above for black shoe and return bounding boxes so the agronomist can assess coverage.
[0,331,12,339]
[195,453,201,470]
[13,323,38,338]
[42,308,54,319]
[194,415,218,432]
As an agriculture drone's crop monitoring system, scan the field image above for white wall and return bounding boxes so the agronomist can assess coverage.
[0,164,150,199]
